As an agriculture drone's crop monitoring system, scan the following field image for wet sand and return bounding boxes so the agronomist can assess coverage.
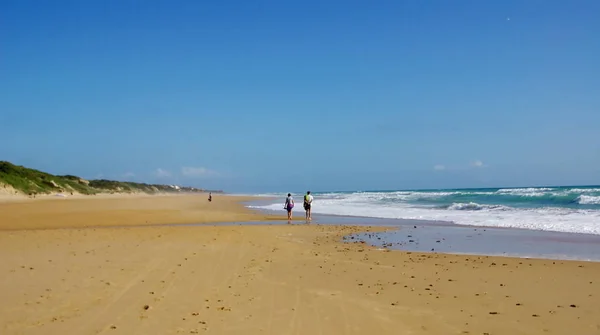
[0,195,599,334]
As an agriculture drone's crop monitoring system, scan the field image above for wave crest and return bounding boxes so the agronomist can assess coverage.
[578,195,600,205]
[496,187,555,193]
[447,202,510,211]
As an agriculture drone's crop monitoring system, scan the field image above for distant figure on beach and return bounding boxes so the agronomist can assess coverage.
[303,191,313,220]
[284,193,294,220]
[208,192,212,202]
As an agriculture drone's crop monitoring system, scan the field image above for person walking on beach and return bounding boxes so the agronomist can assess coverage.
[284,193,295,221]
[303,191,313,221]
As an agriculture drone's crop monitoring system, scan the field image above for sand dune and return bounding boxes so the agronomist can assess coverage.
[0,195,598,334]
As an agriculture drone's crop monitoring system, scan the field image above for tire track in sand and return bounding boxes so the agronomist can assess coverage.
[73,257,164,334]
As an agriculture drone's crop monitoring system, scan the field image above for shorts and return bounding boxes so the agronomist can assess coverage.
[286,204,294,212]
[304,203,311,210]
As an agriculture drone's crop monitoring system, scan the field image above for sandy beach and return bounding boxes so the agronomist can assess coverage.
[0,194,272,230]
[0,195,599,334]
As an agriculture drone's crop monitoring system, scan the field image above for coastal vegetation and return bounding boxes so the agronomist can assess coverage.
[0,161,216,196]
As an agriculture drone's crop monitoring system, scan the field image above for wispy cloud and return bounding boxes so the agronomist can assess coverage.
[123,172,136,178]
[181,166,219,178]
[432,160,487,172]
[154,168,172,178]
[471,160,486,168]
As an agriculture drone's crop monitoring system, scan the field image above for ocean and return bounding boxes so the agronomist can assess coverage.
[248,186,600,235]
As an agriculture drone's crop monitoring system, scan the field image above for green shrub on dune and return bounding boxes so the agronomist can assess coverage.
[0,161,218,196]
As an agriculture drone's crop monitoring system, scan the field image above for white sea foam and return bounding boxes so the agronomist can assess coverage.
[497,188,555,193]
[578,195,600,205]
[229,193,281,197]
[249,192,600,235]
[447,202,511,211]
[495,188,556,197]
[569,188,600,193]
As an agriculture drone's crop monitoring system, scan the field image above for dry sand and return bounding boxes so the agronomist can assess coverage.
[0,195,599,334]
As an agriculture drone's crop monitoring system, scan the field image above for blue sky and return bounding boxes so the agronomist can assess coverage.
[1,0,599,192]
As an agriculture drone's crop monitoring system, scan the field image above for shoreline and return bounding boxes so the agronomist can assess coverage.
[246,198,600,236]
[245,188,600,236]
[4,193,598,263]
[247,204,600,262]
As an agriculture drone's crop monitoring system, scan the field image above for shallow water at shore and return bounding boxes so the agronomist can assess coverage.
[205,217,600,262]
[29,199,600,262]
[242,201,600,262]
[344,224,600,262]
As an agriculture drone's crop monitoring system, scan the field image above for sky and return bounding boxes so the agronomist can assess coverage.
[1,0,599,193]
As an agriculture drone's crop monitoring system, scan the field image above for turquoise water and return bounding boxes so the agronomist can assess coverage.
[314,185,600,210]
